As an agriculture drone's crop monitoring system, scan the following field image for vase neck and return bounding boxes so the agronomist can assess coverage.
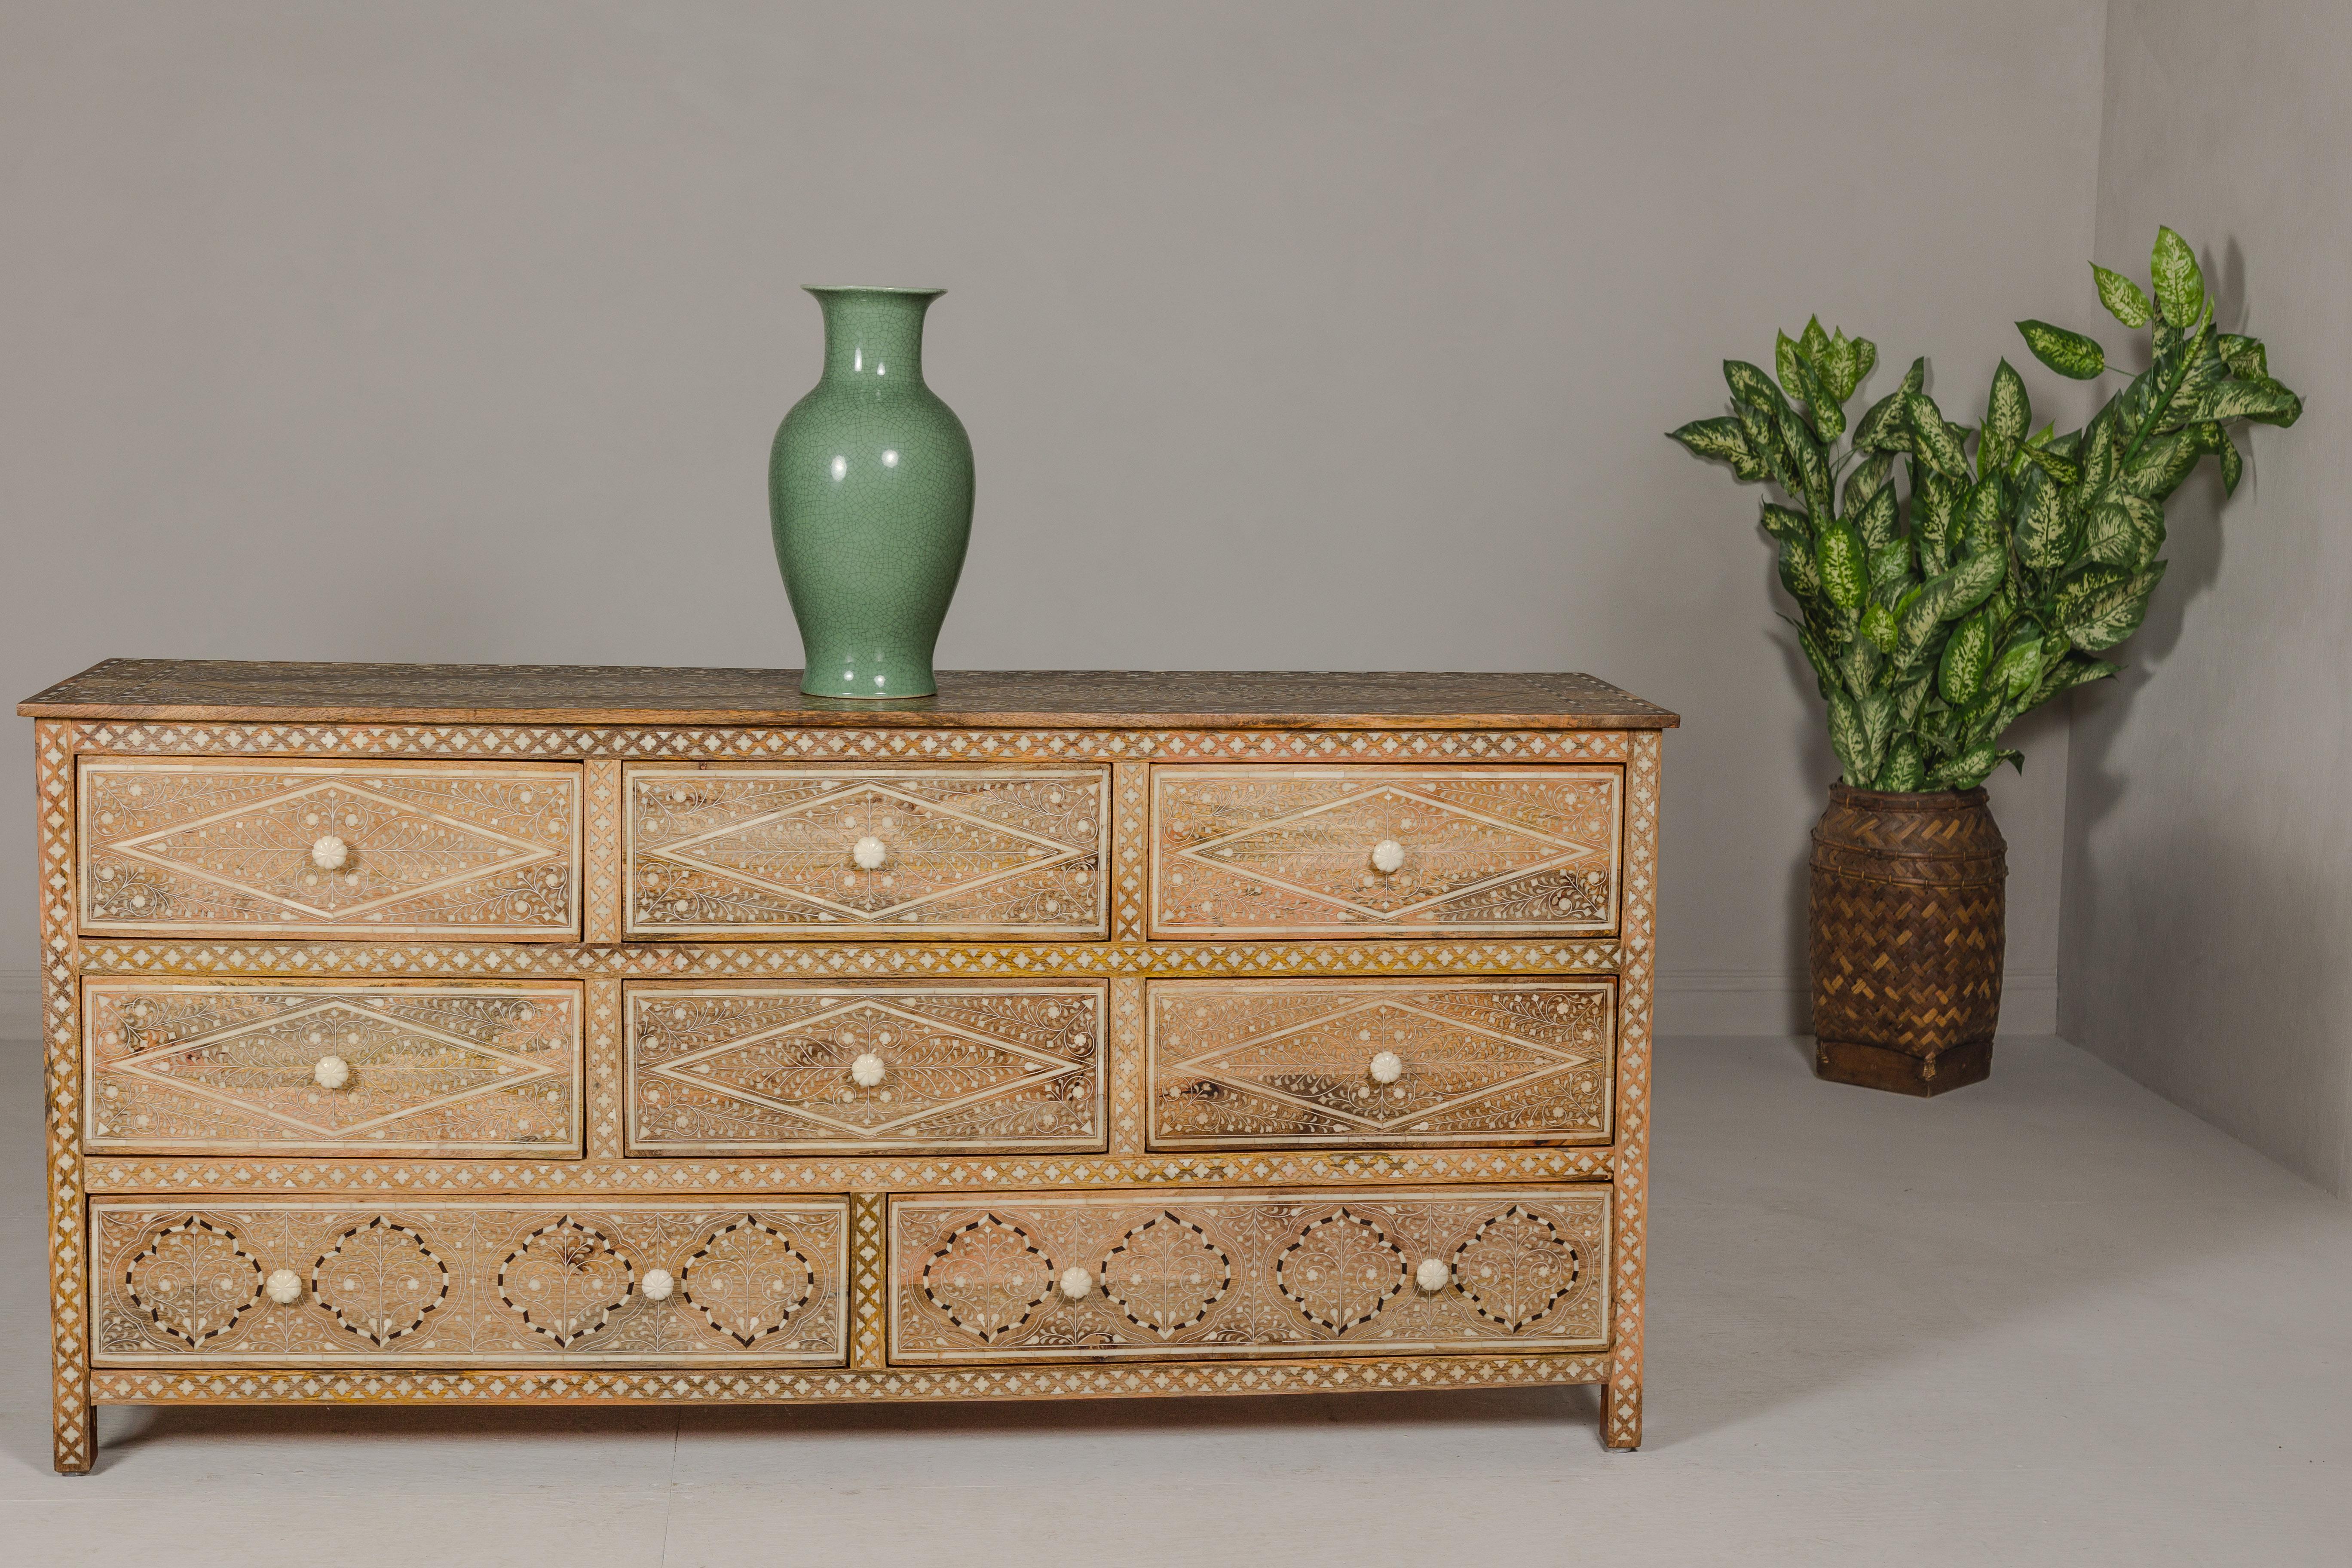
[809,287,940,386]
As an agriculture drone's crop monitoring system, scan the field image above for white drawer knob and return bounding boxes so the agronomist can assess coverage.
[852,835,888,871]
[1415,1257,1451,1293]
[1370,839,1405,874]
[1059,1266,1093,1301]
[264,1268,304,1305]
[310,834,350,871]
[850,1052,887,1088]
[1369,1050,1403,1085]
[643,1269,676,1302]
[312,1055,351,1090]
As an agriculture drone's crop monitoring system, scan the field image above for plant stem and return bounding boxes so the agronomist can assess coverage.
[2114,309,2207,478]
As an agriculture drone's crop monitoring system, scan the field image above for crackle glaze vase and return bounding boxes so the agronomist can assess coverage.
[769,286,974,699]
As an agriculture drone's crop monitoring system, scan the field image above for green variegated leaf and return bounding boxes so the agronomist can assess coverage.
[1867,537,1913,595]
[1937,606,1997,705]
[1852,482,1898,549]
[1817,518,1867,611]
[1776,331,1807,398]
[2021,444,2082,487]
[2027,652,2119,709]
[2014,466,2071,571]
[2083,494,2163,570]
[1988,625,2045,700]
[1839,631,1883,701]
[1913,467,1960,570]
[1857,687,1895,773]
[1843,451,1896,522]
[1962,472,2008,539]
[1797,624,1840,699]
[2218,425,2243,493]
[2062,562,2167,651]
[1894,671,1934,732]
[2092,263,2153,328]
[2217,334,2268,382]
[1901,355,1926,396]
[1799,316,1832,372]
[1835,334,1878,403]
[2080,409,2119,491]
[1760,502,1811,545]
[1901,542,2006,661]
[1927,742,1999,791]
[1725,359,1785,411]
[1905,391,1967,477]
[2197,377,2304,426]
[1859,599,1899,653]
[1873,735,1926,792]
[1779,404,1830,514]
[2125,431,2199,499]
[1825,689,1871,787]
[1777,535,1822,603]
[2157,329,2225,429]
[1853,391,1911,453]
[2017,319,2106,379]
[2150,226,2205,329]
[1987,359,2030,444]
[1668,417,1753,470]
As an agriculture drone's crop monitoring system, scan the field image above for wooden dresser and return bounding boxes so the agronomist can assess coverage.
[18,662,1675,1471]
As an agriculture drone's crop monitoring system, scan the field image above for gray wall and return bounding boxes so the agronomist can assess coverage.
[2,1,2108,1036]
[2063,1,2352,1194]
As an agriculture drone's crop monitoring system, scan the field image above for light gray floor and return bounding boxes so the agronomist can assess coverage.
[3,1033,2347,1565]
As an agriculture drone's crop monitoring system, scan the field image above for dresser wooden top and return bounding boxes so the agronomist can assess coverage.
[20,661,1679,730]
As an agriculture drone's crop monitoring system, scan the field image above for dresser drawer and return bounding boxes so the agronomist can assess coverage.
[1148,766,1623,938]
[627,980,1105,1155]
[82,978,582,1157]
[888,1186,1608,1363]
[77,758,581,939]
[91,1198,849,1367]
[1147,978,1613,1150]
[624,764,1109,939]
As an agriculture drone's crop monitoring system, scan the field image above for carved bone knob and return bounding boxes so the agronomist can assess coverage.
[851,1052,887,1089]
[310,834,350,871]
[1370,839,1405,874]
[643,1269,676,1302]
[852,835,888,871]
[312,1054,352,1091]
[1369,1050,1404,1085]
[264,1268,304,1305]
[1415,1258,1451,1293]
[1059,1267,1093,1301]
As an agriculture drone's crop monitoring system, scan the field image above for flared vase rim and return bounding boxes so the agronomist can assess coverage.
[803,285,947,298]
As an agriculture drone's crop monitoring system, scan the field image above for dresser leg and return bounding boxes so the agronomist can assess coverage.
[1602,1369,1642,1450]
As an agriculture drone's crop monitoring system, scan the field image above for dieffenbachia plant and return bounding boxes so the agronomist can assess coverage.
[1671,227,2301,791]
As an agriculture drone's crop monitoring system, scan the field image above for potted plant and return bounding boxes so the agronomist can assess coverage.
[1672,228,2300,1095]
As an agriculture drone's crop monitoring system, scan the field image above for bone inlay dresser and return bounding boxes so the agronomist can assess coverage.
[18,662,1675,1471]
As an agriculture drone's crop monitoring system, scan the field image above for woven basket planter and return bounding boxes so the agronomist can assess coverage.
[1808,784,2007,1096]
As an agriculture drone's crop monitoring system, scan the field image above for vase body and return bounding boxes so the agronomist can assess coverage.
[770,287,974,699]
[1808,784,2007,1096]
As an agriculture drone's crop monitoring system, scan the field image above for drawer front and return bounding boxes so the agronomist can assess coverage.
[78,759,582,939]
[628,980,1106,1155]
[1148,766,1623,938]
[888,1187,1608,1363]
[83,979,582,1157]
[1147,978,1613,1150]
[625,765,1109,939]
[92,1199,849,1367]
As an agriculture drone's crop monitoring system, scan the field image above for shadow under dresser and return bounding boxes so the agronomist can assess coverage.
[19,662,1676,1471]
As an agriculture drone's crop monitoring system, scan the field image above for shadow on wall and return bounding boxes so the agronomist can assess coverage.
[1767,552,1842,1035]
[2062,238,2352,1193]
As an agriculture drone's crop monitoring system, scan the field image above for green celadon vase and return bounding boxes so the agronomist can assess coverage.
[769,286,974,699]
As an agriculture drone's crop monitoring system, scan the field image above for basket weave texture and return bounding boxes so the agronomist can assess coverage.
[1808,785,2007,1072]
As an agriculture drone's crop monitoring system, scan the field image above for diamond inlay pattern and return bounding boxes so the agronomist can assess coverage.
[626,766,1108,938]
[1150,767,1622,938]
[1148,978,1613,1149]
[627,981,1104,1154]
[92,1200,848,1367]
[78,760,581,938]
[888,1187,1607,1363]
[84,979,582,1155]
